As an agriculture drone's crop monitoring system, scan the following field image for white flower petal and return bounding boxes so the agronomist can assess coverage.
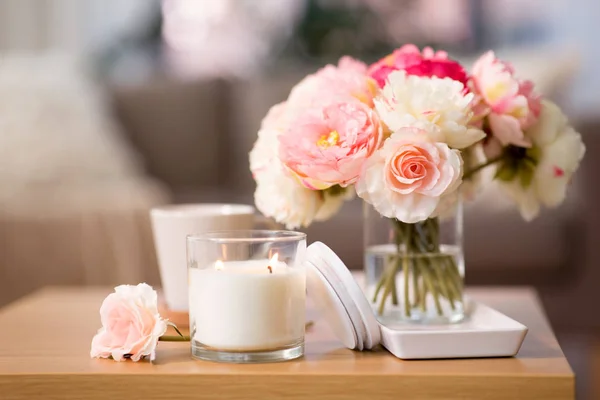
[498,101,585,220]
[315,191,346,221]
[375,71,482,149]
[526,100,567,146]
[254,163,323,229]
[534,127,585,207]
[500,182,541,221]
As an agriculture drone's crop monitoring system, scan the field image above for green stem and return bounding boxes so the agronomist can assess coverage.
[420,277,428,312]
[426,218,440,251]
[391,275,399,306]
[448,256,464,295]
[159,335,191,342]
[421,264,443,316]
[167,322,186,338]
[414,223,432,252]
[444,267,461,301]
[393,221,405,308]
[377,250,401,315]
[433,262,455,310]
[463,154,504,180]
[403,224,411,317]
[377,261,399,315]
[410,225,442,315]
[412,263,420,308]
[372,259,389,302]
[377,218,465,319]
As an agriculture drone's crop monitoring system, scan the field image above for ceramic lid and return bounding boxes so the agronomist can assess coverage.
[305,242,381,350]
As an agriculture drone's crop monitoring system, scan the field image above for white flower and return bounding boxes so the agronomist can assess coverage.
[461,143,490,202]
[254,163,324,229]
[315,189,353,222]
[374,71,484,149]
[356,126,463,223]
[249,102,288,176]
[500,100,585,221]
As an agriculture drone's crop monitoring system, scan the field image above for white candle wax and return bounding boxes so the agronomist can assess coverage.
[189,259,306,351]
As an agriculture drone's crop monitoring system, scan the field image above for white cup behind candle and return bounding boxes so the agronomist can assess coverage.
[190,255,306,351]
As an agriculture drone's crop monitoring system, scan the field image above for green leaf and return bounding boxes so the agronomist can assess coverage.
[519,165,535,188]
[526,146,542,163]
[494,163,518,182]
[515,155,538,188]
[522,157,537,171]
[324,184,345,197]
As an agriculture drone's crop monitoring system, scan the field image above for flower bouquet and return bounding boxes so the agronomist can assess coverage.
[250,45,585,324]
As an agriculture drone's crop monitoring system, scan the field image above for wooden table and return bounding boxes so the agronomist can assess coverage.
[0,287,574,400]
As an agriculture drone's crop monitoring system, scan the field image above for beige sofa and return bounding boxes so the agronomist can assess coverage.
[0,56,170,307]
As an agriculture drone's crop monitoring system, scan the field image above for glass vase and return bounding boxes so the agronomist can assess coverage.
[363,202,465,324]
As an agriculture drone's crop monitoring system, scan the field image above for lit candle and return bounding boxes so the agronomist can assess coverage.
[189,254,306,351]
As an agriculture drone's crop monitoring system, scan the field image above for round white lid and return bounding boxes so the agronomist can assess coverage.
[307,251,364,351]
[306,261,358,349]
[305,242,381,350]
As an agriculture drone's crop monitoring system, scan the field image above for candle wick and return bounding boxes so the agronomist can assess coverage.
[267,265,273,274]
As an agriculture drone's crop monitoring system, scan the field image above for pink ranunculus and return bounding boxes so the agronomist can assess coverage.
[355,127,463,223]
[470,51,541,149]
[279,99,383,190]
[90,283,168,362]
[288,57,378,108]
[367,44,468,88]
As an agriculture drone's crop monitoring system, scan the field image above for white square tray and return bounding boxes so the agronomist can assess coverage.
[306,242,528,359]
[380,300,528,359]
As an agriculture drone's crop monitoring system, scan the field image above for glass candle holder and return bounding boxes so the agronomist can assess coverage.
[187,230,307,363]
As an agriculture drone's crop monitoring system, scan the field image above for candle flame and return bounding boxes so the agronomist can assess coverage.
[267,253,278,274]
[215,260,224,271]
[270,253,279,264]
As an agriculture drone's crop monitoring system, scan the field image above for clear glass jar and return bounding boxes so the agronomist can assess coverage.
[363,202,465,324]
[187,230,306,363]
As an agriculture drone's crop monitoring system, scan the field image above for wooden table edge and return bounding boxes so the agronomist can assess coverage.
[0,373,575,400]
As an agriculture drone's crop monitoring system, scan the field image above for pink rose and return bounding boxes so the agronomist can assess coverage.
[356,127,463,223]
[279,100,383,190]
[288,57,378,107]
[90,283,167,362]
[470,51,541,149]
[368,44,468,88]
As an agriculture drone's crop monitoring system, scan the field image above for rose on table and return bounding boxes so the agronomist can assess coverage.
[90,283,186,362]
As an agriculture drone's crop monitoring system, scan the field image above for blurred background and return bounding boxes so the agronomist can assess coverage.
[0,0,598,397]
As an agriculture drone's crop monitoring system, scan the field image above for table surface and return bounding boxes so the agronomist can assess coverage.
[0,286,574,400]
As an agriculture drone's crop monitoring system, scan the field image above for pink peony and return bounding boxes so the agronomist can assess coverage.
[249,102,349,228]
[289,56,378,107]
[356,126,463,223]
[90,283,167,362]
[368,44,468,88]
[279,100,383,190]
[470,51,541,149]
